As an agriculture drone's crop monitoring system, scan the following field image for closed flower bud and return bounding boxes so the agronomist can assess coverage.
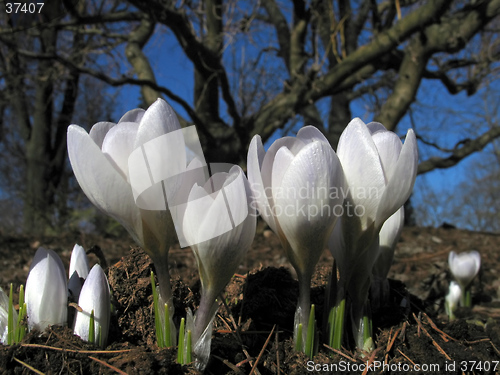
[25,247,68,331]
[68,244,90,301]
[73,264,110,347]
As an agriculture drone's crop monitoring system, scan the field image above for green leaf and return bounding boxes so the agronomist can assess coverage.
[89,310,95,345]
[305,304,316,358]
[177,318,185,364]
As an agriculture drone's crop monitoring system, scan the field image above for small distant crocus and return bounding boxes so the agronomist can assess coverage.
[448,250,481,306]
[445,281,461,320]
[73,264,111,347]
[68,244,90,302]
[182,165,256,369]
[25,247,68,331]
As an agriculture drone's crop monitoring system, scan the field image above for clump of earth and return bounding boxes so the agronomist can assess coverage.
[1,224,499,374]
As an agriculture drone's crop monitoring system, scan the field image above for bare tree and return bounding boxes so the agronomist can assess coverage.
[1,0,500,232]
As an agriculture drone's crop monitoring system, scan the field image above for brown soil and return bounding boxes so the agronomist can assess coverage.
[1,224,500,374]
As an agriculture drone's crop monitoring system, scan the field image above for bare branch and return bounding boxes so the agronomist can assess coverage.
[418,126,500,174]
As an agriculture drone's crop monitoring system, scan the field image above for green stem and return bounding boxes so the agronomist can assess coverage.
[332,298,345,349]
[177,318,185,364]
[305,305,316,359]
[463,288,472,307]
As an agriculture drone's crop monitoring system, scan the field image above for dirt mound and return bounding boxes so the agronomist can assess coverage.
[1,226,500,374]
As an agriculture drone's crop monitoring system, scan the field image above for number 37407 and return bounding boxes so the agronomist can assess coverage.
[5,3,44,14]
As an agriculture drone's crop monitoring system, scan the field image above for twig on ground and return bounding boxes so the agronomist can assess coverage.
[89,356,128,375]
[413,313,451,360]
[213,355,245,374]
[397,348,417,367]
[423,313,457,342]
[21,343,132,354]
[13,357,45,375]
[249,325,275,375]
[322,344,357,362]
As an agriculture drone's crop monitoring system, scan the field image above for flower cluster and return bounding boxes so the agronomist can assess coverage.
[63,98,420,363]
[1,244,111,348]
[68,99,255,370]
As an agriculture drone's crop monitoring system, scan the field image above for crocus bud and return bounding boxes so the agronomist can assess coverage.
[73,264,110,347]
[25,247,68,331]
[445,281,461,320]
[68,244,90,301]
[448,250,481,291]
[182,165,256,369]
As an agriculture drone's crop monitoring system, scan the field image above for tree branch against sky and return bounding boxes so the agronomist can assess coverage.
[0,0,499,232]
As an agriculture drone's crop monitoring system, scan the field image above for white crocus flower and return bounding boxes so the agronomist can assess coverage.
[0,287,17,344]
[248,126,345,348]
[25,247,68,331]
[448,250,481,290]
[68,244,90,301]
[330,119,417,349]
[67,99,183,335]
[73,264,111,347]
[182,165,255,370]
[445,281,462,320]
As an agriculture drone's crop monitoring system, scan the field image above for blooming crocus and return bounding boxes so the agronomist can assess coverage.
[68,244,90,302]
[449,250,481,306]
[73,264,111,347]
[25,247,68,331]
[67,99,185,335]
[370,207,405,309]
[182,165,256,369]
[329,119,417,349]
[248,126,345,349]
[445,281,461,320]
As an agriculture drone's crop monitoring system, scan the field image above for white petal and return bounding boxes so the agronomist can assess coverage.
[247,135,278,233]
[26,248,68,331]
[119,108,145,124]
[67,125,144,246]
[375,129,418,227]
[188,168,255,297]
[274,141,344,274]
[372,206,404,279]
[88,122,115,149]
[73,264,110,347]
[134,99,181,149]
[101,122,139,179]
[271,146,295,197]
[449,250,481,288]
[69,244,90,280]
[296,125,330,144]
[337,118,385,224]
[371,130,402,182]
[366,122,387,135]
